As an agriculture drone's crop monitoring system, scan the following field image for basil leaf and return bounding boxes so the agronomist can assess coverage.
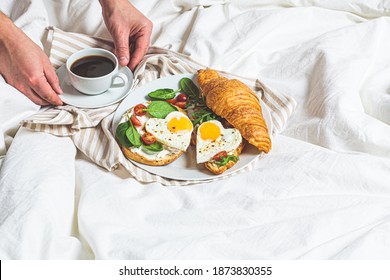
[116,121,132,147]
[216,155,239,166]
[148,88,181,100]
[142,142,163,152]
[125,120,142,148]
[180,77,199,98]
[145,101,178,118]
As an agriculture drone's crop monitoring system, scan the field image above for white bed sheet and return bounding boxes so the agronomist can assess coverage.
[1,0,390,259]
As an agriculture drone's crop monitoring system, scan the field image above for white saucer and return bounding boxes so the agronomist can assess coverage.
[56,64,134,109]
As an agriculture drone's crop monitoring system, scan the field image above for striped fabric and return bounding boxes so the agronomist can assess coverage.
[21,27,296,186]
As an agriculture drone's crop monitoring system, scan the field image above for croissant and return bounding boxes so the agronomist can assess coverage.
[197,69,272,153]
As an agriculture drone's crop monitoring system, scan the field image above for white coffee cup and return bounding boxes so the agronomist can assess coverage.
[66,48,129,95]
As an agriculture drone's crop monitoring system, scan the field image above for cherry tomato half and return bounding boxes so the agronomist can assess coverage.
[176,93,188,102]
[166,98,177,104]
[131,115,142,127]
[175,101,187,109]
[134,104,147,116]
[212,151,228,161]
[141,132,157,145]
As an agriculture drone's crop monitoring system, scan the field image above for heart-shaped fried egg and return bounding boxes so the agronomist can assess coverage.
[145,111,193,151]
[196,120,242,163]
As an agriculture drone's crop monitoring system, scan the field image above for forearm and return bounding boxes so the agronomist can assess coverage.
[99,0,135,15]
[0,11,12,25]
[99,0,121,7]
[98,0,109,6]
[0,12,14,44]
[0,12,26,60]
[99,0,119,10]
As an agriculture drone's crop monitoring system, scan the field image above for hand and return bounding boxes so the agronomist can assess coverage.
[0,12,63,106]
[99,0,153,71]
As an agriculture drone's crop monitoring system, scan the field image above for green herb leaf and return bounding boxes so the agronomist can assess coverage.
[179,77,219,125]
[145,101,178,118]
[216,155,239,166]
[125,119,142,147]
[192,108,219,125]
[180,78,199,98]
[142,142,163,153]
[148,88,181,100]
[116,121,132,147]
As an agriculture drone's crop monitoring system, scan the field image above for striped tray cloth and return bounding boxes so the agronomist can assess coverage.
[21,27,296,186]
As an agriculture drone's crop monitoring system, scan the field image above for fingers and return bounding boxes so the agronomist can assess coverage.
[129,32,150,71]
[12,82,50,106]
[44,62,63,95]
[22,87,50,106]
[29,75,63,106]
[114,29,130,66]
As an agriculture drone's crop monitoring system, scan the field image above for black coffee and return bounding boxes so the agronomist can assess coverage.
[70,55,115,78]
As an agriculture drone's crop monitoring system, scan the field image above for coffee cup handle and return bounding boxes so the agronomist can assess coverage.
[111,70,128,88]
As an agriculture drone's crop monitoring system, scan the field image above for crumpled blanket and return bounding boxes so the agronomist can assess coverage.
[1,0,390,259]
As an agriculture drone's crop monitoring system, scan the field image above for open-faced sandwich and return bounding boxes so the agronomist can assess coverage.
[195,119,246,175]
[116,100,193,166]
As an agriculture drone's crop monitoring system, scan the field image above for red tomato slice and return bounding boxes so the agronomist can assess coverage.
[212,151,228,161]
[131,115,142,127]
[166,98,177,104]
[134,104,147,116]
[141,132,156,145]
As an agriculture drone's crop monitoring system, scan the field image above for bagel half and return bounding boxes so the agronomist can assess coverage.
[117,103,189,166]
[120,145,184,166]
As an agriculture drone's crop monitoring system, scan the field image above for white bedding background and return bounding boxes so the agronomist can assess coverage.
[1,0,390,259]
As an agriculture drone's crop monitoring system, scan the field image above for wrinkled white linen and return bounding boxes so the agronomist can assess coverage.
[1,0,390,259]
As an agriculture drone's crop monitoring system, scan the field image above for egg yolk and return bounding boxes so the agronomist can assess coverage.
[168,116,193,133]
[199,122,221,141]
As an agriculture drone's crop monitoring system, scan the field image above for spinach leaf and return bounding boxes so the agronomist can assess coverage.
[216,155,239,166]
[145,101,178,118]
[148,88,181,100]
[125,120,142,147]
[142,142,163,153]
[116,121,132,147]
[180,78,199,98]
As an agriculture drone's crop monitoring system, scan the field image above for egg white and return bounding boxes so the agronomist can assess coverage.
[145,111,193,152]
[196,120,242,163]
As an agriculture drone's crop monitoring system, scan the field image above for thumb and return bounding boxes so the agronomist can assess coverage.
[114,33,130,66]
